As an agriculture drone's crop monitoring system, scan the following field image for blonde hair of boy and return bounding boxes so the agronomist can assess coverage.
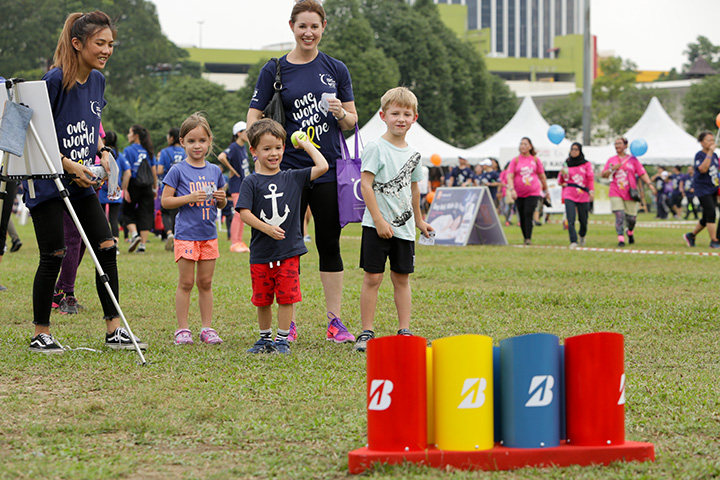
[246,119,287,149]
[380,87,418,115]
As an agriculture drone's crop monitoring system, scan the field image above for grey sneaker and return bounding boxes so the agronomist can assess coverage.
[29,333,64,353]
[578,236,585,247]
[128,234,141,253]
[165,233,174,251]
[354,330,375,352]
[105,327,148,350]
[58,296,79,315]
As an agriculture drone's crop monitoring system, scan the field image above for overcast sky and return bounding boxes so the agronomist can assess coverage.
[151,0,720,72]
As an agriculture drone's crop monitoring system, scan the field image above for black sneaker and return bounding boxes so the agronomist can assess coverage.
[628,234,635,244]
[354,330,375,352]
[710,241,720,249]
[397,328,413,336]
[684,232,696,247]
[247,338,276,354]
[105,327,148,350]
[618,241,625,247]
[29,333,64,354]
[10,238,22,252]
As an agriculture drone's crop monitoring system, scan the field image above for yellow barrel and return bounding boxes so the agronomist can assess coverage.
[426,346,434,445]
[432,334,494,451]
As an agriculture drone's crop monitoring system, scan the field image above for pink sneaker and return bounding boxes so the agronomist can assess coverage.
[174,329,193,345]
[288,321,298,342]
[200,328,223,344]
[326,313,355,344]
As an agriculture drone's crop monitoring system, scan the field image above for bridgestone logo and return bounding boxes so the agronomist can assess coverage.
[525,375,555,407]
[368,379,394,411]
[458,378,487,409]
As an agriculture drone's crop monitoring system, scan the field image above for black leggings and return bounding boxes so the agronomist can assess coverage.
[698,194,717,226]
[301,181,343,272]
[103,202,121,238]
[0,181,18,255]
[31,195,119,326]
[516,196,540,241]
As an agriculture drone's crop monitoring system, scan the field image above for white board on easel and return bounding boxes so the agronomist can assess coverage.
[0,81,61,176]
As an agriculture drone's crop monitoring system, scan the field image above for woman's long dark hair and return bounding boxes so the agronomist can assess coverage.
[131,124,154,159]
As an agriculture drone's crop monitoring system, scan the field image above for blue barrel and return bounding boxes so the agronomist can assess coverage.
[493,345,502,443]
[499,333,561,448]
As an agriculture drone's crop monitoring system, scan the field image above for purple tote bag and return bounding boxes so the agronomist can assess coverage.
[336,125,365,228]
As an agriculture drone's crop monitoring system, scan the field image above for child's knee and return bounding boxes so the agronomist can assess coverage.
[363,272,383,288]
[196,277,212,292]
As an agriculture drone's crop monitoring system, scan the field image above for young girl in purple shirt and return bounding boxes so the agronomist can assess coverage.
[162,113,227,345]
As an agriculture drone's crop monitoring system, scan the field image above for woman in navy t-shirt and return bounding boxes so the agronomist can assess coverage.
[27,11,147,353]
[683,131,720,248]
[247,0,358,344]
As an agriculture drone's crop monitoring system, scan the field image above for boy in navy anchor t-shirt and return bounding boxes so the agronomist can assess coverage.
[236,119,328,355]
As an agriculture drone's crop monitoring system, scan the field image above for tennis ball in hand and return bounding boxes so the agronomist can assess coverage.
[291,131,308,148]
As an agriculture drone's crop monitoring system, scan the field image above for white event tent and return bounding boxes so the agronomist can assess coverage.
[466,96,573,169]
[584,97,701,167]
[346,110,470,167]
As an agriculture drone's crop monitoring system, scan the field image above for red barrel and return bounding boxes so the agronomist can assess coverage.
[565,332,625,446]
[366,335,427,451]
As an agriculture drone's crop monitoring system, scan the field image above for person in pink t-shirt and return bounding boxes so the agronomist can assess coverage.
[558,143,594,248]
[602,137,656,247]
[507,137,549,245]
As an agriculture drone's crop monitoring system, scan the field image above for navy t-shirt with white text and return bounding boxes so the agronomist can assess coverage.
[23,67,105,209]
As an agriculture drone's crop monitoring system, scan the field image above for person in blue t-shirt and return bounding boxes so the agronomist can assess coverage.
[446,156,475,187]
[247,0,358,344]
[97,131,127,246]
[162,113,227,346]
[217,121,251,253]
[668,165,684,219]
[27,11,146,353]
[121,124,157,253]
[156,127,185,251]
[683,132,719,248]
[237,119,328,355]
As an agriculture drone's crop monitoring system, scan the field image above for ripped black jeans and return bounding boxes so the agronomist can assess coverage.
[31,195,119,326]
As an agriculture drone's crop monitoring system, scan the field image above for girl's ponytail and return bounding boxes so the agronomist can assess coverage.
[131,125,155,159]
[52,11,116,91]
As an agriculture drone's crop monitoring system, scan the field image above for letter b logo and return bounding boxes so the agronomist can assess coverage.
[368,379,393,411]
[458,378,487,409]
[525,375,555,407]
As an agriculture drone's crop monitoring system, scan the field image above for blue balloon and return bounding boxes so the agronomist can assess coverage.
[547,124,565,145]
[630,138,648,157]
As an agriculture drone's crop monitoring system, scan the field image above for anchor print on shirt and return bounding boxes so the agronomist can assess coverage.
[373,152,421,227]
[260,184,290,226]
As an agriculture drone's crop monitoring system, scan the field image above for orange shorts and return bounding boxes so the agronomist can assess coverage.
[174,238,219,262]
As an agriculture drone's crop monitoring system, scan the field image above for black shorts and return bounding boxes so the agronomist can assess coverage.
[360,226,415,274]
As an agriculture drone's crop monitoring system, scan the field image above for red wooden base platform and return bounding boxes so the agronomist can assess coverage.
[348,441,655,474]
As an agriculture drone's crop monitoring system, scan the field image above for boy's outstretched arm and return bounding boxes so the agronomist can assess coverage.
[362,171,393,239]
[412,181,433,238]
[239,208,285,240]
[294,137,329,180]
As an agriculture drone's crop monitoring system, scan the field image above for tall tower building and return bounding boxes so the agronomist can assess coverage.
[410,0,584,59]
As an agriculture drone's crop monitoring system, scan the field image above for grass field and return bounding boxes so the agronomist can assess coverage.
[1,213,719,479]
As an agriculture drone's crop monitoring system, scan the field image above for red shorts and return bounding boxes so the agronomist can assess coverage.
[174,238,219,262]
[250,256,302,306]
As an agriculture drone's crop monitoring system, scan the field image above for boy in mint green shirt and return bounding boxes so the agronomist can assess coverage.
[354,87,434,352]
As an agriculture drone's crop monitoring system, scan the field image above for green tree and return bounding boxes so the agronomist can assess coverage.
[683,74,720,135]
[322,0,400,127]
[683,35,720,72]
[138,76,246,155]
[607,88,669,136]
[541,94,583,139]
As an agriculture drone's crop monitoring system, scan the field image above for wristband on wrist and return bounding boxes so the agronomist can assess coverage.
[336,110,347,121]
[99,146,113,155]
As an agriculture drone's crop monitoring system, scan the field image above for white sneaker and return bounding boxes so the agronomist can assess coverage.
[569,242,578,249]
[165,233,174,251]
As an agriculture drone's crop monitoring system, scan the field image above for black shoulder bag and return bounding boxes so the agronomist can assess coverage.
[262,58,285,127]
